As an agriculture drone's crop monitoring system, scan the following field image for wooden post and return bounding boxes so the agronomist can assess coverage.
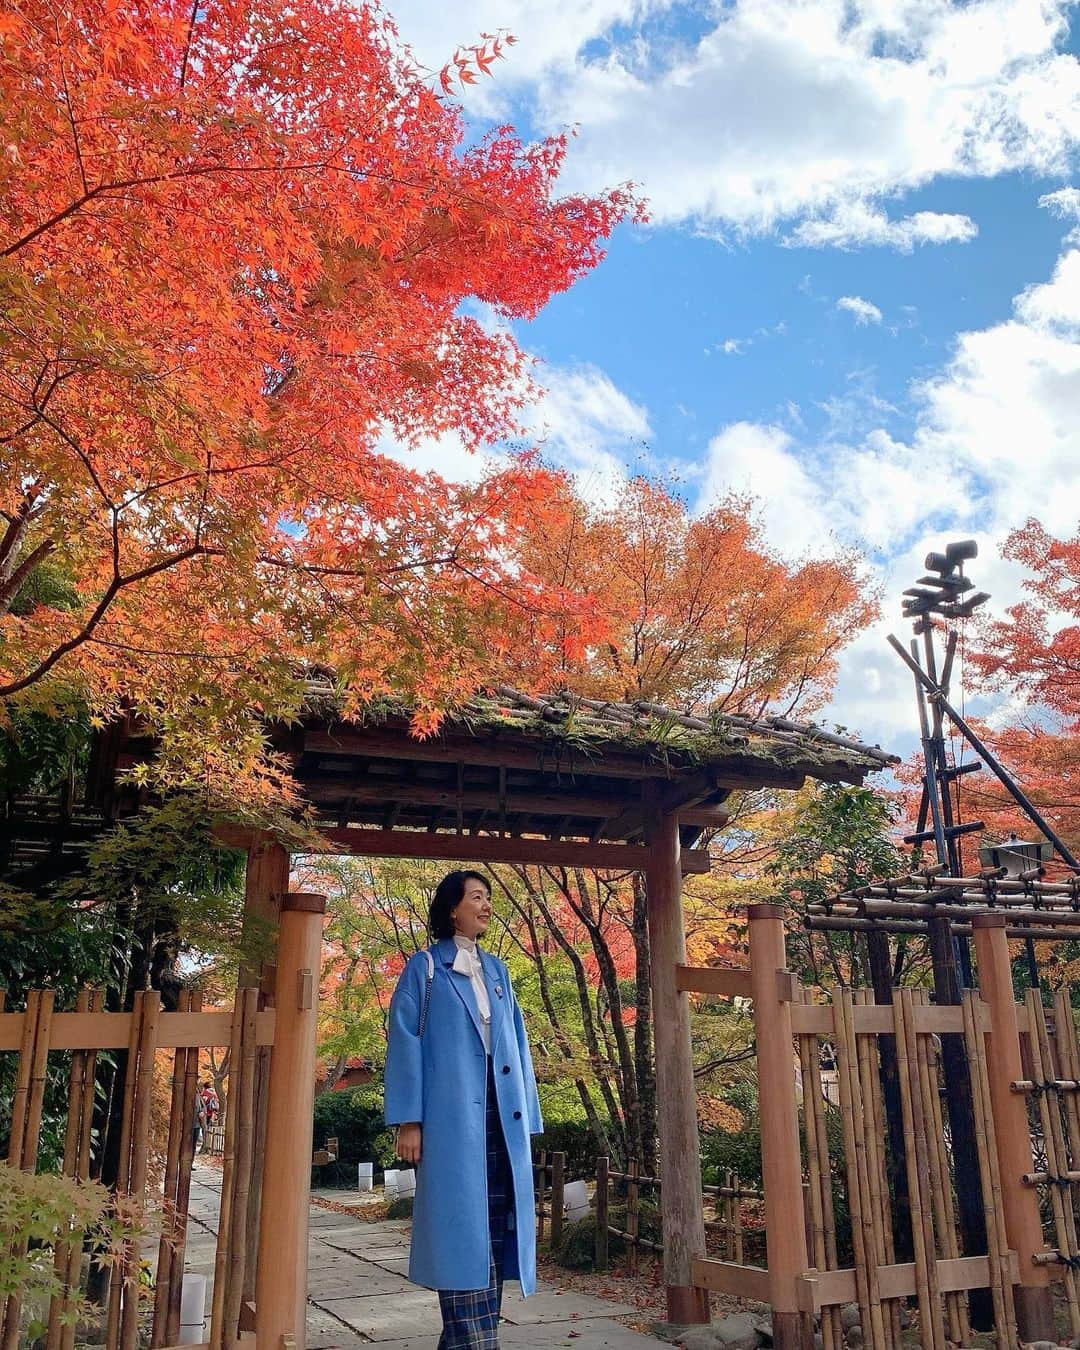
[748,904,811,1350]
[536,1150,547,1242]
[971,913,1055,1342]
[255,892,326,1350]
[550,1151,565,1251]
[643,797,709,1325]
[595,1156,610,1272]
[627,1157,640,1275]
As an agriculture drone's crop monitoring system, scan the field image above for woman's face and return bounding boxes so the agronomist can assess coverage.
[450,878,492,940]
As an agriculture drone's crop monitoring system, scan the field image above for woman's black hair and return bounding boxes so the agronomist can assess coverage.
[428,869,491,941]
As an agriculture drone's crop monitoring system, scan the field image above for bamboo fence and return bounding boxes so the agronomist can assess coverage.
[0,987,266,1350]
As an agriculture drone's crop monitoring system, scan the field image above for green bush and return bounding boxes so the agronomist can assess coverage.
[312,1085,396,1187]
[386,1195,414,1220]
[551,1200,659,1271]
[535,1120,612,1179]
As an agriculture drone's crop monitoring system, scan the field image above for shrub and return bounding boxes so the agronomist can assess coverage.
[0,1163,148,1342]
[312,1085,396,1187]
[535,1120,612,1179]
[386,1196,414,1220]
[550,1199,659,1271]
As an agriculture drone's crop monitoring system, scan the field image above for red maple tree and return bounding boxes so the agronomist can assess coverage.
[0,0,638,794]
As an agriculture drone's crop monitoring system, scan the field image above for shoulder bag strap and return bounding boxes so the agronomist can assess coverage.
[417,949,434,1038]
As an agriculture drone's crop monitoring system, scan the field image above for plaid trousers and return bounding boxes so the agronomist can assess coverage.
[436,1061,513,1350]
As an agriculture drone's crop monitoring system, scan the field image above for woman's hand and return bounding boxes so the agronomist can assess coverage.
[396,1121,422,1165]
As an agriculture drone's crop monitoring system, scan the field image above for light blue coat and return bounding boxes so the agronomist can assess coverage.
[383,939,543,1294]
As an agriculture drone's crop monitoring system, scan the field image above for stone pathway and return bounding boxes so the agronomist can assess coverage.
[184,1164,673,1347]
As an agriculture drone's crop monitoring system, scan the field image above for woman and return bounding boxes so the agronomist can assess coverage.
[384,870,543,1349]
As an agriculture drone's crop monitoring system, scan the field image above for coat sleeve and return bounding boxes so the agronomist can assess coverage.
[509,974,543,1136]
[384,957,425,1126]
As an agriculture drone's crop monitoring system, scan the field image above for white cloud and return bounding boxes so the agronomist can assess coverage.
[787,204,977,251]
[696,236,1080,746]
[837,295,884,326]
[527,0,1080,242]
[1039,186,1080,219]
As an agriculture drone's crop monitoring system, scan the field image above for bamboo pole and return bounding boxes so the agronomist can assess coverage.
[152,990,192,1347]
[120,991,161,1350]
[47,989,92,1350]
[961,992,1016,1350]
[1,990,54,1350]
[210,994,245,1350]
[1027,988,1080,1336]
[106,992,146,1349]
[913,994,965,1346]
[550,1151,565,1254]
[61,992,100,1350]
[595,1156,609,1273]
[165,991,202,1349]
[225,989,259,1341]
[1054,989,1080,1193]
[6,989,40,1167]
[891,991,940,1350]
[837,990,886,1349]
[853,991,894,1350]
[901,988,947,1350]
[797,1010,839,1350]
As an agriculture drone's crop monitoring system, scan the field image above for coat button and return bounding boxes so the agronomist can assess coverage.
[502,1064,510,1074]
[513,1110,522,1120]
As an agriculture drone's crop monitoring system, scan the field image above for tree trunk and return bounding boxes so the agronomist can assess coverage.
[632,872,657,1173]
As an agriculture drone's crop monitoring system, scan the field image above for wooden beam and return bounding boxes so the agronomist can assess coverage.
[0,1009,275,1052]
[644,797,709,1325]
[301,726,815,790]
[691,1258,769,1302]
[298,780,635,819]
[794,1254,1004,1312]
[318,827,711,874]
[303,727,679,779]
[675,966,753,999]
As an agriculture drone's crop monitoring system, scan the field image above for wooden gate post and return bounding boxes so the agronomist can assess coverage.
[644,799,710,1325]
[748,904,811,1350]
[971,913,1055,1341]
[255,892,326,1350]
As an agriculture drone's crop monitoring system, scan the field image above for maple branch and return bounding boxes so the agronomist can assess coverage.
[179,0,201,89]
[0,541,211,697]
[55,21,89,196]
[0,538,56,613]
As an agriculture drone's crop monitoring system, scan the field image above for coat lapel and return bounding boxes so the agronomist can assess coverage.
[437,938,485,1046]
[480,950,508,1053]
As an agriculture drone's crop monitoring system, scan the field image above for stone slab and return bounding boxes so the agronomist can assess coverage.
[500,1288,638,1325]
[323,1288,444,1340]
[308,1266,412,1299]
[366,1323,671,1350]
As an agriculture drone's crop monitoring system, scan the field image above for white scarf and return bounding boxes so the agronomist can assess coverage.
[452,934,491,1053]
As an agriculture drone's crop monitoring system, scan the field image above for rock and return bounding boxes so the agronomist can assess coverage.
[751,1314,773,1345]
[714,1311,762,1350]
[845,1327,863,1349]
[840,1304,860,1331]
[671,1329,723,1350]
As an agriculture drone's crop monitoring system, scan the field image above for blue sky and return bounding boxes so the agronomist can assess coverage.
[382,0,1080,758]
